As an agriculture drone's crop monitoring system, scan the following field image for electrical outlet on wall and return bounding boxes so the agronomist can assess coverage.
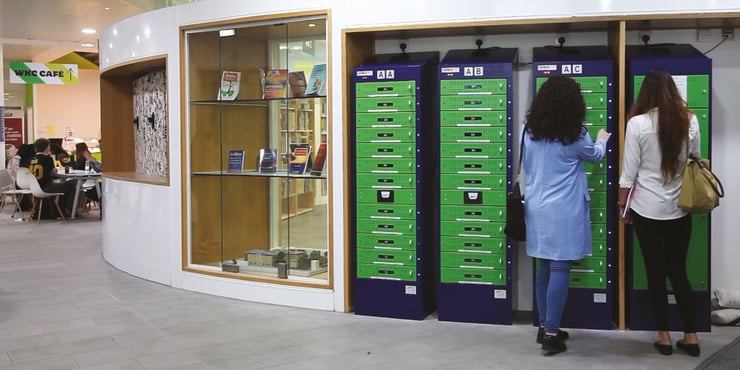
[697,29,711,42]
[722,28,735,40]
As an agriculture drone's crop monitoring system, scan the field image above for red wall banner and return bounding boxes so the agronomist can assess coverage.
[3,118,24,148]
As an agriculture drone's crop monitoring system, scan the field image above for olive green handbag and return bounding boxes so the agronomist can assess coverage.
[677,155,724,213]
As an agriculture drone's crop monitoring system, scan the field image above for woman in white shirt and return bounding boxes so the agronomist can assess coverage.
[619,69,701,357]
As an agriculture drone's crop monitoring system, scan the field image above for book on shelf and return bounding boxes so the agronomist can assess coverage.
[261,68,288,99]
[218,70,241,101]
[258,148,277,173]
[288,71,307,98]
[227,149,245,173]
[304,63,326,96]
[289,143,312,174]
[310,139,327,176]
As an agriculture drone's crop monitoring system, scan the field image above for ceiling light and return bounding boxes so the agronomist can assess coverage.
[307,23,316,28]
[219,29,235,37]
[81,42,95,47]
[82,28,97,34]
[104,7,111,10]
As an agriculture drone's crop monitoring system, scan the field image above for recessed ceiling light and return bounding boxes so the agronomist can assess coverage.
[307,23,316,28]
[82,28,97,34]
[219,29,235,37]
[81,42,95,47]
[104,7,111,10]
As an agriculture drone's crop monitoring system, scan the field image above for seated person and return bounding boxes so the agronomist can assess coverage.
[5,144,17,168]
[27,138,78,218]
[7,143,37,211]
[73,142,102,172]
[16,143,36,169]
[50,143,72,167]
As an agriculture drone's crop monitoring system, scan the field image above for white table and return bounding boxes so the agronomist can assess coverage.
[57,170,102,219]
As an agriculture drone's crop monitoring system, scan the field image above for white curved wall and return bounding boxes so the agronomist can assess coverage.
[101,0,740,314]
[102,177,175,285]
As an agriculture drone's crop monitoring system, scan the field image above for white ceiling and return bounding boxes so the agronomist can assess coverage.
[0,0,161,63]
[1,0,199,106]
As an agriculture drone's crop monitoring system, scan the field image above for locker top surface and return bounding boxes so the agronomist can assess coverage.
[440,48,518,64]
[626,44,708,60]
[533,45,612,62]
[626,44,711,75]
[359,51,440,68]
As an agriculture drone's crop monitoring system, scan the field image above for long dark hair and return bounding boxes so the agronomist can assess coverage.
[525,75,586,145]
[628,68,691,182]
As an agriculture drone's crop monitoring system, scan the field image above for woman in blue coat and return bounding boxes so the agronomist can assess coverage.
[523,75,611,354]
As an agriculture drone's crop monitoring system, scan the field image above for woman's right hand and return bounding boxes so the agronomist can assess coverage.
[597,129,611,142]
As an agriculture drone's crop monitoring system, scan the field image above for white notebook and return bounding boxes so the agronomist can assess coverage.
[622,186,636,219]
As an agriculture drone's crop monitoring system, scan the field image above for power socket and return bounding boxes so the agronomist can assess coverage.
[697,29,711,42]
[722,28,735,41]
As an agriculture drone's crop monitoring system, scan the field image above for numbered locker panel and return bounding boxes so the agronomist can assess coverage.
[626,44,712,332]
[437,48,517,325]
[532,46,616,330]
[352,51,439,320]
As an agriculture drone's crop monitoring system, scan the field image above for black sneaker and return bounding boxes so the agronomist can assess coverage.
[541,334,567,355]
[536,327,570,344]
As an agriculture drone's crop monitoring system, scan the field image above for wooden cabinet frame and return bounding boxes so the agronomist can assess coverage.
[341,12,740,319]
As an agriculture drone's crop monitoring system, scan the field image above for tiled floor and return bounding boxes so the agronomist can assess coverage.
[0,203,737,370]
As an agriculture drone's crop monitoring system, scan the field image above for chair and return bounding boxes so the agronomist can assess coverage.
[16,168,66,222]
[0,168,32,220]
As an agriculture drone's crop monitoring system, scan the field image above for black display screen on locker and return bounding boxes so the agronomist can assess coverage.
[352,52,439,320]
[437,48,517,325]
[625,44,712,332]
[531,46,616,330]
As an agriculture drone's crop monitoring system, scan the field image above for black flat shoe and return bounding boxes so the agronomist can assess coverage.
[541,334,567,355]
[536,327,570,344]
[676,340,700,357]
[654,342,673,355]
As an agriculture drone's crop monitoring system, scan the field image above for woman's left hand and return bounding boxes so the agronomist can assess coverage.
[597,129,611,141]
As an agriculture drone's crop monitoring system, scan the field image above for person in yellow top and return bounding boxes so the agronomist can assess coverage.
[27,138,77,218]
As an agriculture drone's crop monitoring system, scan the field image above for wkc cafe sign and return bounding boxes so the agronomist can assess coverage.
[8,62,79,85]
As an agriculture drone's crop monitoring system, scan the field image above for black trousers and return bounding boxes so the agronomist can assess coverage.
[631,211,697,333]
[43,181,77,216]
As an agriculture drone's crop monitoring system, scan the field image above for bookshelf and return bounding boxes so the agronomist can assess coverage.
[183,12,330,285]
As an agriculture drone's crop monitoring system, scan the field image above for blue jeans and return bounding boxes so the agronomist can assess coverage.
[536,259,572,334]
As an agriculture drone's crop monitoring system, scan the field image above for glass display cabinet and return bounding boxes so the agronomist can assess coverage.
[183,13,329,285]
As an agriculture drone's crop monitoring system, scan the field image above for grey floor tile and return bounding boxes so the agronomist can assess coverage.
[0,333,58,353]
[0,355,79,370]
[7,336,119,364]
[79,359,145,370]
[133,350,207,370]
[0,318,97,341]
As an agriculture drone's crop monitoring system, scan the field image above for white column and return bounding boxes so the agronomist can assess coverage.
[1,41,6,167]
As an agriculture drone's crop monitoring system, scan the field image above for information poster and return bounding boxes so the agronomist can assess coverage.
[3,117,23,148]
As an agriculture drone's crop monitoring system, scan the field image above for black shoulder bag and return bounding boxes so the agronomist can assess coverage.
[504,130,526,241]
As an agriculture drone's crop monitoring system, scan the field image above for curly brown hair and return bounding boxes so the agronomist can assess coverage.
[525,75,586,145]
[628,68,691,182]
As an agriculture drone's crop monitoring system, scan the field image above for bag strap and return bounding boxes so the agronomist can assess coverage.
[515,125,526,180]
[690,154,725,198]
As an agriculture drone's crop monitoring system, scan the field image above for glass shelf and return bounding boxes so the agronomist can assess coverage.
[192,170,328,179]
[191,95,327,104]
